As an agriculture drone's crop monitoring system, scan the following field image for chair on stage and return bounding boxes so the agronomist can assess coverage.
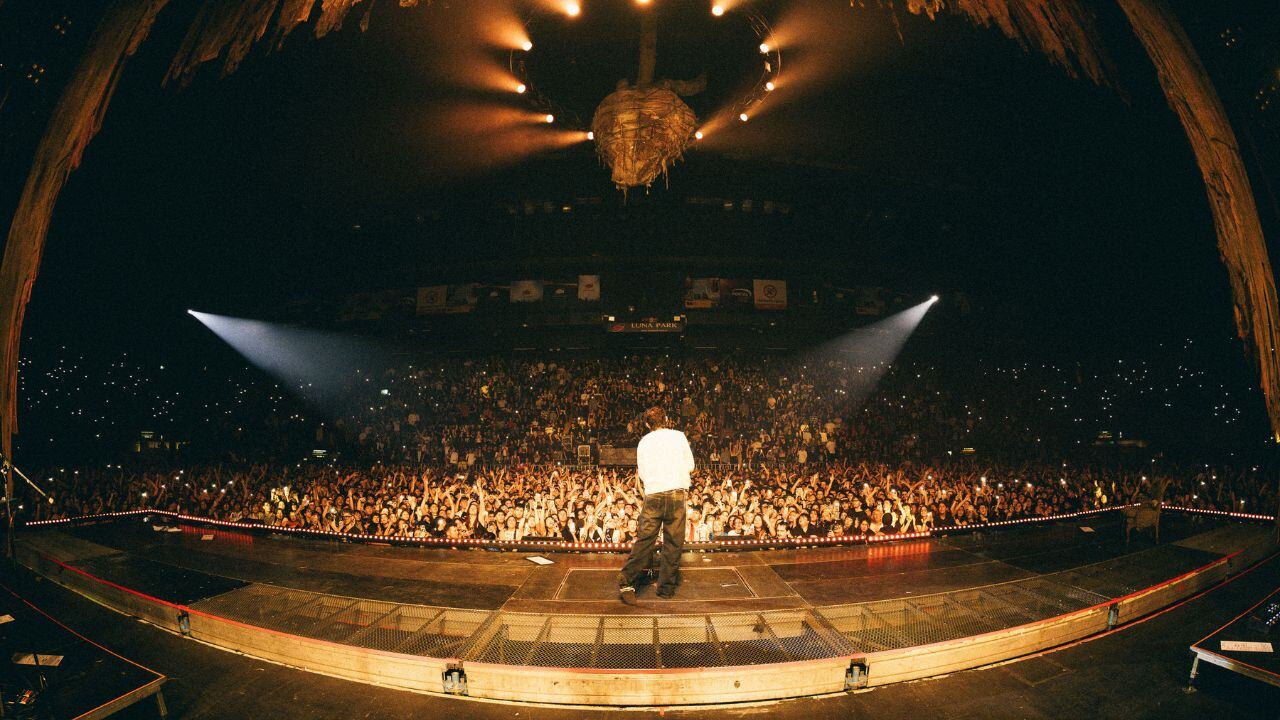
[1123,477,1170,545]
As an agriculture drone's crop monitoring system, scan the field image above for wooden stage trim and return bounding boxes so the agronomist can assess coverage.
[463,658,852,705]
[17,531,1277,706]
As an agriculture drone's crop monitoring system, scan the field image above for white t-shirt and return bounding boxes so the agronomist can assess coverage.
[636,428,694,495]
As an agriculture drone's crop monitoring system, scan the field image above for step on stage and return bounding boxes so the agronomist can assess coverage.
[18,513,1277,706]
[1189,578,1280,692]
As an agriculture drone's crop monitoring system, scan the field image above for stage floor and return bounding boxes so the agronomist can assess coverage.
[17,514,1268,672]
[11,545,1280,719]
[15,511,1277,705]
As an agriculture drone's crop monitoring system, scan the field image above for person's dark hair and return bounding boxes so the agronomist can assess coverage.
[642,406,668,430]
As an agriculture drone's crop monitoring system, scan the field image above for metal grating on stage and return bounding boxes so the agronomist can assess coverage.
[457,608,855,668]
[188,554,1184,669]
[818,577,1106,653]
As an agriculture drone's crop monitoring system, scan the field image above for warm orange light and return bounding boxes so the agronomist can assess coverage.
[695,130,704,139]
[564,1,580,16]
[516,83,527,94]
[545,114,556,123]
[636,0,651,5]
[521,40,533,51]
[759,42,770,53]
[586,131,594,140]
[484,10,534,53]
[765,81,775,91]
[738,113,748,122]
[711,4,725,16]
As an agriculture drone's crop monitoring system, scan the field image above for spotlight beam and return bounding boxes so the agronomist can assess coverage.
[188,310,389,407]
[800,298,940,412]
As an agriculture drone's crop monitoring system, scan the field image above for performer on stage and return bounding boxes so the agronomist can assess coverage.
[618,406,694,605]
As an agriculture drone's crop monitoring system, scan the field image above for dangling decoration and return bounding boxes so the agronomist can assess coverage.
[591,83,696,191]
[510,6,774,193]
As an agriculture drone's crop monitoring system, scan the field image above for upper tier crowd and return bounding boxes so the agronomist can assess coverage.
[23,352,1276,542]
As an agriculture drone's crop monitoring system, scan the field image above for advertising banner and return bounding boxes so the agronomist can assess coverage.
[598,446,638,466]
[416,285,447,314]
[417,284,476,314]
[853,286,885,316]
[510,279,544,303]
[445,283,477,312]
[753,279,787,310]
[578,274,601,301]
[720,278,754,309]
[548,281,574,305]
[604,319,687,333]
[683,277,721,309]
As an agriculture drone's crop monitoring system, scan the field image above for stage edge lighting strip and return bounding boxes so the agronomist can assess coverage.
[22,504,1270,552]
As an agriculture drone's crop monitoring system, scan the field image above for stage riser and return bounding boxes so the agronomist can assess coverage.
[187,612,450,694]
[862,608,1110,686]
[461,659,851,704]
[1228,535,1277,574]
[18,544,186,633]
[1114,558,1229,626]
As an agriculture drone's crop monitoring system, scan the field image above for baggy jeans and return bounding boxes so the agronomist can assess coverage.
[617,488,687,596]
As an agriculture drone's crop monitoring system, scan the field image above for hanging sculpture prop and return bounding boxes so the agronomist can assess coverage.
[589,12,701,192]
[509,7,773,192]
[591,82,697,190]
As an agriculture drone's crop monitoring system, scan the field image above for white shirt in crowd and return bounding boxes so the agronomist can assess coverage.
[636,428,694,496]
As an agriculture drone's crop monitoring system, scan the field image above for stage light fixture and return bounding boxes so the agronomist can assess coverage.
[711,3,725,15]
[516,83,527,94]
[545,114,555,123]
[694,130,703,139]
[739,112,749,122]
[564,1,580,16]
[586,131,594,140]
[930,294,940,302]
[521,40,533,51]
[765,81,775,91]
[759,42,770,53]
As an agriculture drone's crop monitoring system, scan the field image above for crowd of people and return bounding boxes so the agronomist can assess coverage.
[27,458,1272,543]
[203,350,1272,470]
[21,347,1275,543]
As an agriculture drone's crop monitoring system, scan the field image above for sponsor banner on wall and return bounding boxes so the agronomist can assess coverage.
[416,285,447,314]
[720,278,754,309]
[445,283,477,312]
[853,286,885,316]
[548,283,573,305]
[417,284,477,314]
[477,284,505,308]
[510,279,544,303]
[578,274,601,301]
[605,319,687,333]
[753,279,787,310]
[392,289,417,317]
[598,446,638,466]
[683,277,721,309]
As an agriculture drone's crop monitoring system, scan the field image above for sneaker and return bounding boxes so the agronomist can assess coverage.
[619,586,638,606]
